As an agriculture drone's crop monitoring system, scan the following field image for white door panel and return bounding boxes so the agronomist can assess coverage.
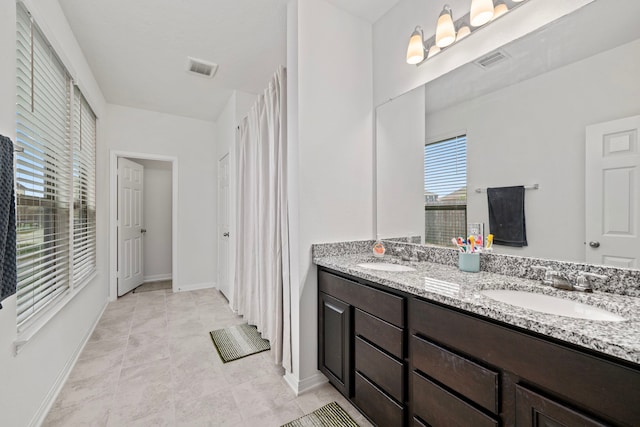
[118,158,145,296]
[586,115,640,268]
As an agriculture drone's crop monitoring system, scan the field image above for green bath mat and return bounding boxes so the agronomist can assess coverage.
[281,402,359,427]
[209,323,270,363]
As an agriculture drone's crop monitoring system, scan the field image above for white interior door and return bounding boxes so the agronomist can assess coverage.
[118,158,145,296]
[217,154,230,299]
[585,115,640,268]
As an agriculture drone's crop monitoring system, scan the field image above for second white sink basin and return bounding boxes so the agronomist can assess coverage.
[481,290,626,322]
[357,262,416,272]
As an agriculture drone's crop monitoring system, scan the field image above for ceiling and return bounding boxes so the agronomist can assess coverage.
[58,0,401,122]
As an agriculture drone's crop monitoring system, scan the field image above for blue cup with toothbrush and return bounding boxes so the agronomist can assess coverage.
[454,236,480,273]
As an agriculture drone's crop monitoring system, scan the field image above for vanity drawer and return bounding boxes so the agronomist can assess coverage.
[355,308,404,359]
[355,336,404,402]
[355,372,404,427]
[412,372,498,427]
[319,270,404,327]
[411,334,499,414]
[411,416,428,427]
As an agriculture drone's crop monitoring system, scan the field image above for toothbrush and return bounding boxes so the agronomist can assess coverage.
[451,238,465,252]
[486,234,493,249]
[469,236,475,253]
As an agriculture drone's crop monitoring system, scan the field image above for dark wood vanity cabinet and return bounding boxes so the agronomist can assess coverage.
[318,291,351,397]
[409,298,640,427]
[318,269,407,426]
[318,267,640,426]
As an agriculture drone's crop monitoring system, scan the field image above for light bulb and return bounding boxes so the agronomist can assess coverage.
[427,44,441,59]
[406,27,425,64]
[456,25,471,42]
[493,2,508,19]
[435,6,456,48]
[470,0,494,27]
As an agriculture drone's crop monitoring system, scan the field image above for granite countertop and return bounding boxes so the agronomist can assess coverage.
[313,253,640,365]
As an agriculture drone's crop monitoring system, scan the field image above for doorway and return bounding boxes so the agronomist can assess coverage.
[109,151,179,300]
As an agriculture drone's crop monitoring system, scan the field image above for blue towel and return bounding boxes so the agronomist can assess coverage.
[0,135,17,309]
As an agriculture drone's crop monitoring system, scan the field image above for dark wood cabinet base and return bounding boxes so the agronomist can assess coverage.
[318,267,640,427]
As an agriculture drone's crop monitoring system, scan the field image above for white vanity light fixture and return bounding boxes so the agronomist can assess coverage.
[406,0,528,66]
[493,2,509,19]
[470,0,495,27]
[435,5,456,48]
[406,26,426,64]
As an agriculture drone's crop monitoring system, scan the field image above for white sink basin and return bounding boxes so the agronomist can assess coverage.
[357,262,416,272]
[480,290,626,322]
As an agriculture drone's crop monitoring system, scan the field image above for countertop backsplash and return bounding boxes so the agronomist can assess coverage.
[312,239,640,297]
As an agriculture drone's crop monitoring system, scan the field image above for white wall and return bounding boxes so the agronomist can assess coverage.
[373,0,595,106]
[376,85,425,241]
[105,104,217,291]
[0,1,109,426]
[136,159,173,281]
[286,0,373,391]
[425,39,640,262]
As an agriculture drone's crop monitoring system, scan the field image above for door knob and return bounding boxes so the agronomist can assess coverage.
[589,241,600,248]
[141,229,147,234]
[223,232,230,237]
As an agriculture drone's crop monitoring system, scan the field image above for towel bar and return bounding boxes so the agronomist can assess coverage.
[475,184,539,193]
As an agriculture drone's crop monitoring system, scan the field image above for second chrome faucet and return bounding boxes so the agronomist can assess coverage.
[531,266,607,293]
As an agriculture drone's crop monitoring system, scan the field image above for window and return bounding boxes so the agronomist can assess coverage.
[72,92,97,285]
[424,135,467,245]
[15,4,97,329]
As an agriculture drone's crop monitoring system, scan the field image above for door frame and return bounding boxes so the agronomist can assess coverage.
[217,152,230,301]
[109,150,179,300]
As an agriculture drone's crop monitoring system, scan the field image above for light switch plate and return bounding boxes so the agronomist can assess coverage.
[468,223,484,239]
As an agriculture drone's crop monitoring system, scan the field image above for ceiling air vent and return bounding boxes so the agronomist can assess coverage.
[474,50,509,69]
[186,57,218,78]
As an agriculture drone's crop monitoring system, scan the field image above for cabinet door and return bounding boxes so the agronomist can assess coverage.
[318,292,352,397]
[515,385,608,427]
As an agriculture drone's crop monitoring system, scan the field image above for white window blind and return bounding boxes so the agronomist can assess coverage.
[72,91,97,285]
[15,4,97,329]
[424,135,467,245]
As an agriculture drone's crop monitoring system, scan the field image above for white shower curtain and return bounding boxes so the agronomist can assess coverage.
[234,66,291,371]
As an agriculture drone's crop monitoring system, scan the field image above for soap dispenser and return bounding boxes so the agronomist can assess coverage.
[372,237,386,258]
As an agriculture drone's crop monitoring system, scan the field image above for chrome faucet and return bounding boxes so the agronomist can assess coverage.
[532,266,572,290]
[395,246,419,262]
[574,271,608,292]
[532,266,607,293]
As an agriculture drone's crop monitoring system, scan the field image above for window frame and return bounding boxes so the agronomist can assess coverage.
[424,134,468,246]
[14,3,98,340]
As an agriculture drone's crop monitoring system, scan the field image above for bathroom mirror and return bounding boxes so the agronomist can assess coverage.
[375,0,640,266]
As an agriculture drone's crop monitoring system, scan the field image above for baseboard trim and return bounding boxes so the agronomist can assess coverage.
[143,274,172,282]
[175,282,216,292]
[284,371,328,396]
[30,299,108,427]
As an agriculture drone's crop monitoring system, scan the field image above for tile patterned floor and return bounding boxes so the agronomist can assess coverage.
[43,288,372,427]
